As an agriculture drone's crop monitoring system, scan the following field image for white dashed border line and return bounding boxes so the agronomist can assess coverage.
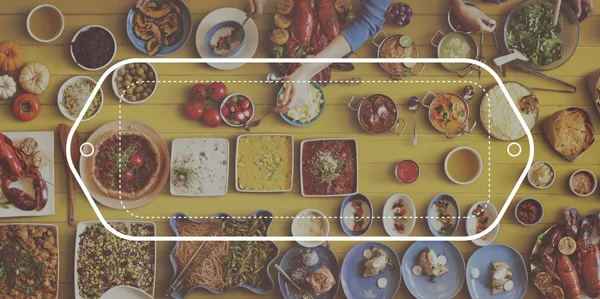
[117,79,492,220]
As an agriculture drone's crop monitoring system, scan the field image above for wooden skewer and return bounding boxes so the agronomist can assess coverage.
[552,0,561,27]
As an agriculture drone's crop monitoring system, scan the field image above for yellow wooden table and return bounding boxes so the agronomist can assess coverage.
[1,0,599,298]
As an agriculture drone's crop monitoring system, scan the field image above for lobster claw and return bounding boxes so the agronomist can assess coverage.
[564,207,581,239]
[35,178,48,211]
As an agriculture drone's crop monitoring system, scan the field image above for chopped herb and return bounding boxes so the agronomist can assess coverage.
[443,112,451,124]
[313,151,346,184]
[0,202,10,209]
[458,109,465,118]
[434,105,445,113]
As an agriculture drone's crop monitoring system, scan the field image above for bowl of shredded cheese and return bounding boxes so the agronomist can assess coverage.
[278,81,326,126]
[57,76,103,122]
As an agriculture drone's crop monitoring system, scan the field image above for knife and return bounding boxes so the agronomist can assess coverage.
[492,29,506,77]
[58,124,80,227]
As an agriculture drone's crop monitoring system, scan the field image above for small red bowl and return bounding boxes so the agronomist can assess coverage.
[395,160,419,184]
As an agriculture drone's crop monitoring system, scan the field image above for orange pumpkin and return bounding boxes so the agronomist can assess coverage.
[0,41,24,72]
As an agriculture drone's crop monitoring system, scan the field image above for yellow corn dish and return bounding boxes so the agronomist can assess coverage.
[237,135,293,191]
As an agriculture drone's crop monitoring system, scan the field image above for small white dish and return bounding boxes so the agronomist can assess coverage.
[100,286,153,299]
[444,146,482,185]
[569,169,598,197]
[195,8,259,70]
[26,4,64,42]
[527,161,556,189]
[70,25,117,71]
[382,194,416,236]
[57,76,104,122]
[220,93,255,127]
[111,63,158,105]
[465,201,499,246]
[291,209,330,248]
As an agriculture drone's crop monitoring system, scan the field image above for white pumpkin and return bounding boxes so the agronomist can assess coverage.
[19,62,49,95]
[0,75,17,100]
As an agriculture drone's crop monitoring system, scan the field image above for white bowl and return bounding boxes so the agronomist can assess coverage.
[382,194,416,236]
[70,25,117,71]
[466,201,499,246]
[57,76,104,122]
[27,4,64,42]
[515,198,544,226]
[569,169,598,197]
[291,209,330,248]
[101,286,153,299]
[111,63,158,105]
[444,146,482,185]
[527,161,556,189]
[220,93,255,127]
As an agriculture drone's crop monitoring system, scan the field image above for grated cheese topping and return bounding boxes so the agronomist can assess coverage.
[481,82,537,140]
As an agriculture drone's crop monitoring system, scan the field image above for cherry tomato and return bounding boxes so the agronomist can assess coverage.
[189,83,208,101]
[242,108,252,119]
[221,105,231,117]
[208,82,227,101]
[131,155,144,167]
[202,108,222,127]
[233,111,246,122]
[184,100,205,120]
[13,93,41,122]
[121,172,134,181]
[240,98,251,110]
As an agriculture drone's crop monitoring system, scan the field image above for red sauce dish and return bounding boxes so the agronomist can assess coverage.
[395,160,419,184]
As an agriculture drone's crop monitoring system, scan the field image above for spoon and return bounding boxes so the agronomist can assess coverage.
[230,16,250,51]
[408,96,419,146]
[243,108,277,132]
[493,49,529,67]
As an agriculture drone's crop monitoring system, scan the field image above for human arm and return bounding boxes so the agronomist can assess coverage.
[279,0,391,110]
[449,0,497,33]
[567,0,595,18]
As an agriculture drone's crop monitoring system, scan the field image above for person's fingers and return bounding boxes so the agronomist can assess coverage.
[478,20,494,33]
[247,0,256,16]
[584,0,594,13]
[572,0,582,17]
[252,2,264,17]
[281,82,294,107]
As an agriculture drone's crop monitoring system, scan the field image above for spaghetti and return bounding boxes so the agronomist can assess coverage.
[172,217,277,291]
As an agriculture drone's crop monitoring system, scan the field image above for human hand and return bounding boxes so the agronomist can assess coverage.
[277,71,310,112]
[451,1,497,33]
[136,0,151,8]
[568,0,595,17]
[247,0,269,18]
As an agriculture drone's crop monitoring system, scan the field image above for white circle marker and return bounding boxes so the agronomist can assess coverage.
[507,142,522,157]
[80,142,94,157]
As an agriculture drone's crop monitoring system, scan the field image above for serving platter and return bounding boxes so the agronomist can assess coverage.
[0,131,55,218]
[466,244,528,299]
[74,221,156,299]
[170,138,229,197]
[402,241,465,299]
[278,244,340,299]
[79,120,169,210]
[0,223,60,299]
[169,211,279,296]
[340,242,402,299]
[300,138,359,197]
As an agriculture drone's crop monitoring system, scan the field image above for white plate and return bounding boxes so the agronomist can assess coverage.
[383,194,416,236]
[0,131,55,218]
[235,134,294,193]
[0,223,59,298]
[74,221,156,299]
[170,138,229,196]
[300,138,359,197]
[195,8,258,70]
[100,286,153,299]
[466,201,499,246]
[57,76,104,122]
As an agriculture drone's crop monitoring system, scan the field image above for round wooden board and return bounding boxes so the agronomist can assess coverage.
[79,120,170,210]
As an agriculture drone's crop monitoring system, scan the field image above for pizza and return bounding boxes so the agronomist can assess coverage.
[91,131,161,200]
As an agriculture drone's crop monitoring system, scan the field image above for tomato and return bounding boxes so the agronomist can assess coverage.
[221,105,231,117]
[105,161,116,170]
[184,100,205,120]
[13,93,41,122]
[208,82,227,101]
[240,98,251,110]
[233,111,246,122]
[121,172,134,181]
[242,108,252,119]
[189,83,208,101]
[202,108,222,127]
[131,155,144,167]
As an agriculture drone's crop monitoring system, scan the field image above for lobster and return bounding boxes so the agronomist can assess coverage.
[291,0,314,48]
[563,207,581,240]
[557,253,584,299]
[577,214,600,297]
[315,0,340,40]
[0,133,48,211]
[536,224,563,283]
